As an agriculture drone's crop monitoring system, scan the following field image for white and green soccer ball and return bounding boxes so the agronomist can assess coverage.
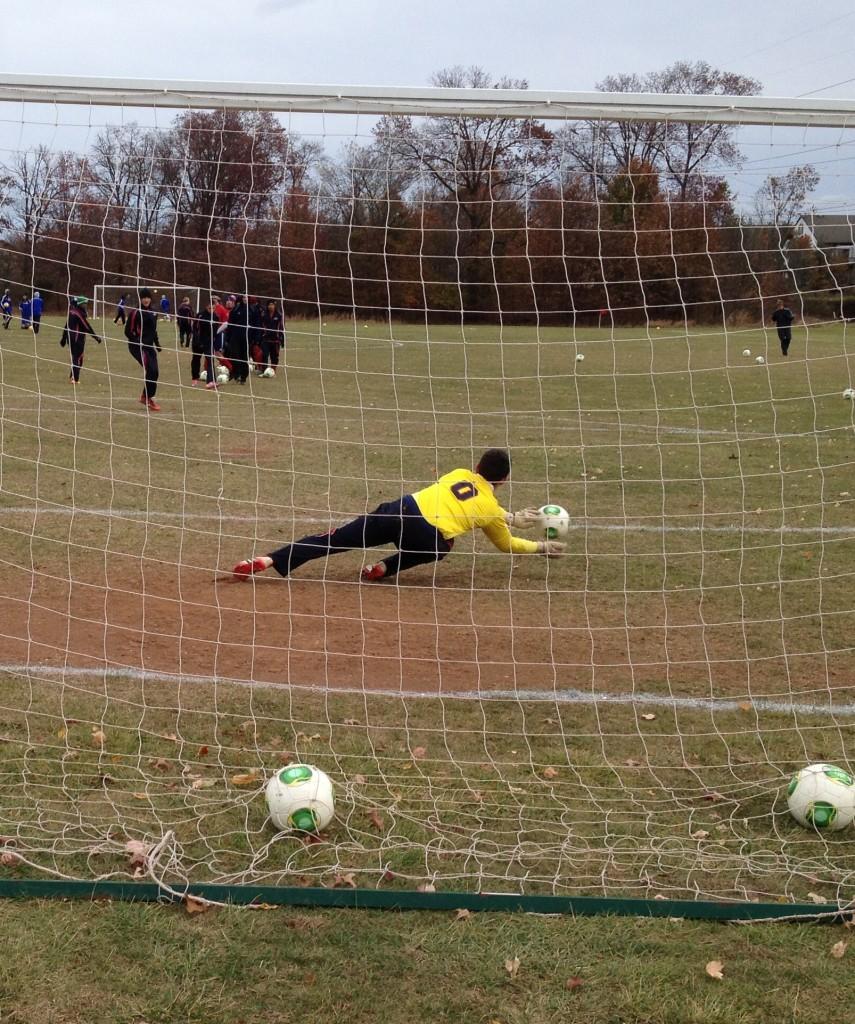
[216,371,229,384]
[742,348,751,357]
[265,763,335,832]
[755,355,765,364]
[843,387,855,400]
[199,369,207,381]
[786,763,855,831]
[537,504,570,541]
[575,353,585,362]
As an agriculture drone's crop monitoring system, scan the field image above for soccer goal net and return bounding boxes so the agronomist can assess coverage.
[1,75,854,910]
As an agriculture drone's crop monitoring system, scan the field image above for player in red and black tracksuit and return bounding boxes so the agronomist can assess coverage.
[59,296,101,383]
[125,288,162,411]
[247,296,264,366]
[177,297,194,348]
[226,295,250,383]
[771,299,795,356]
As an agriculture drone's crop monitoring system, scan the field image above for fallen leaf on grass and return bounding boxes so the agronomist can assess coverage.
[0,851,21,867]
[91,728,107,748]
[641,713,656,721]
[703,791,725,803]
[132,792,149,801]
[454,908,473,922]
[691,830,710,840]
[230,771,260,787]
[160,733,178,742]
[343,718,360,726]
[417,882,436,893]
[184,895,210,915]
[277,751,294,766]
[125,840,151,869]
[504,956,520,979]
[565,976,584,992]
[807,892,826,905]
[831,940,848,959]
[738,702,753,712]
[411,746,427,760]
[153,758,170,772]
[542,767,559,780]
[191,778,215,790]
[352,774,367,785]
[368,809,385,831]
[705,960,724,980]
[332,872,357,888]
[197,745,209,758]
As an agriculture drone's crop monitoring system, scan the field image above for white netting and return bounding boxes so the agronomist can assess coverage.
[0,83,855,904]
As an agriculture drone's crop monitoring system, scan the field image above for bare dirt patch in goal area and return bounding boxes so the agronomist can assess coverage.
[0,553,848,701]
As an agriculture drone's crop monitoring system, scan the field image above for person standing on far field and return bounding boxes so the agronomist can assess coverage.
[177,295,194,348]
[31,291,44,335]
[771,299,795,356]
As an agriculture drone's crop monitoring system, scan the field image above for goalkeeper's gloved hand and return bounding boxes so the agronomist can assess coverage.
[505,508,541,529]
[537,540,566,557]
[94,336,102,344]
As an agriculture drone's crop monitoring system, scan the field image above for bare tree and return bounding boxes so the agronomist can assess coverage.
[753,163,820,227]
[5,145,71,243]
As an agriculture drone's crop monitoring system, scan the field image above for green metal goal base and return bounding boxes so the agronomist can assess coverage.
[0,879,846,922]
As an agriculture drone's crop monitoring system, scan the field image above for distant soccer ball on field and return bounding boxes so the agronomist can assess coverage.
[843,387,855,400]
[575,353,585,362]
[265,763,335,832]
[217,371,229,384]
[742,348,751,356]
[538,504,570,540]
[755,355,765,364]
[786,762,855,831]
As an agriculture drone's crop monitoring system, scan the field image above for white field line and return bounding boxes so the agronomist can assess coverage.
[0,662,853,718]
[1,505,853,536]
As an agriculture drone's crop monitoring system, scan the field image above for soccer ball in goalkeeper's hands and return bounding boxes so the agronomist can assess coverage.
[786,762,855,831]
[265,763,335,832]
[537,504,570,541]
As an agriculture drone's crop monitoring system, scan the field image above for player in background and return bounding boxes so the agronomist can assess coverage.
[247,295,264,369]
[31,292,43,335]
[113,294,126,325]
[233,448,564,581]
[1,290,12,329]
[20,296,31,330]
[177,296,194,348]
[226,294,250,384]
[771,298,795,356]
[191,297,221,389]
[125,288,162,411]
[213,294,232,378]
[159,293,171,321]
[59,296,101,384]
[259,298,284,377]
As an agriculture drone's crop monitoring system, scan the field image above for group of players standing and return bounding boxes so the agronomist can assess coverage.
[1,289,44,333]
[59,289,285,412]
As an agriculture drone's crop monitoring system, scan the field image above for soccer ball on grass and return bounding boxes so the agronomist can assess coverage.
[537,504,570,541]
[786,762,855,831]
[217,371,229,385]
[742,349,751,357]
[843,387,855,400]
[755,355,765,364]
[265,763,335,832]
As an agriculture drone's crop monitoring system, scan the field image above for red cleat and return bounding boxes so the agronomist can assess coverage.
[146,399,161,412]
[139,393,147,405]
[233,557,269,579]
[361,563,386,582]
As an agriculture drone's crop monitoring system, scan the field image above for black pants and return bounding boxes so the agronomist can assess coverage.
[179,324,192,347]
[777,327,792,355]
[190,349,218,382]
[229,335,249,382]
[2,313,10,328]
[69,338,85,382]
[128,343,159,399]
[114,309,126,324]
[262,339,280,368]
[268,495,452,579]
[32,315,41,335]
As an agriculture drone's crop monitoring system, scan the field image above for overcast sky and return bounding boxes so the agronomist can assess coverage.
[1,0,854,211]
[2,0,854,99]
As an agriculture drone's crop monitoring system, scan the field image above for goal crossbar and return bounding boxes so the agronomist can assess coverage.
[1,73,854,127]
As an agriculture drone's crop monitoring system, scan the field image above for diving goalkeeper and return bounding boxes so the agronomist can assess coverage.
[233,448,565,581]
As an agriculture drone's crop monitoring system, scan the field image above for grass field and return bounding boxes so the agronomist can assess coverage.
[1,312,855,911]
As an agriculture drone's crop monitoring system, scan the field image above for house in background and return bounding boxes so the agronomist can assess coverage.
[791,213,855,286]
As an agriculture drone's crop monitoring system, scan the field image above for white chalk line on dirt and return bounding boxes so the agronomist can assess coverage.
[1,505,853,536]
[0,662,853,718]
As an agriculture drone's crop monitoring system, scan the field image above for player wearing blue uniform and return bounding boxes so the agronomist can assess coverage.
[113,294,126,325]
[1,290,12,329]
[20,297,31,329]
[233,449,565,581]
[59,297,101,383]
[31,292,43,335]
[125,289,162,411]
[160,293,171,320]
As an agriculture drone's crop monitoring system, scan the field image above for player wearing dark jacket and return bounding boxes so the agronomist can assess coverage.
[125,289,162,410]
[60,297,101,383]
[1,290,12,329]
[192,302,221,389]
[247,296,264,366]
[177,297,194,348]
[226,296,250,383]
[259,301,284,376]
[771,300,795,356]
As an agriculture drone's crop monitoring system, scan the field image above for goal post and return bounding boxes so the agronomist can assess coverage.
[93,284,202,325]
[1,75,855,913]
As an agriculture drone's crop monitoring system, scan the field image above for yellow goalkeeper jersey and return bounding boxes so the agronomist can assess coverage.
[412,469,539,554]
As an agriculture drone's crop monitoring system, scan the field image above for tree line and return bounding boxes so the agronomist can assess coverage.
[0,63,843,325]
